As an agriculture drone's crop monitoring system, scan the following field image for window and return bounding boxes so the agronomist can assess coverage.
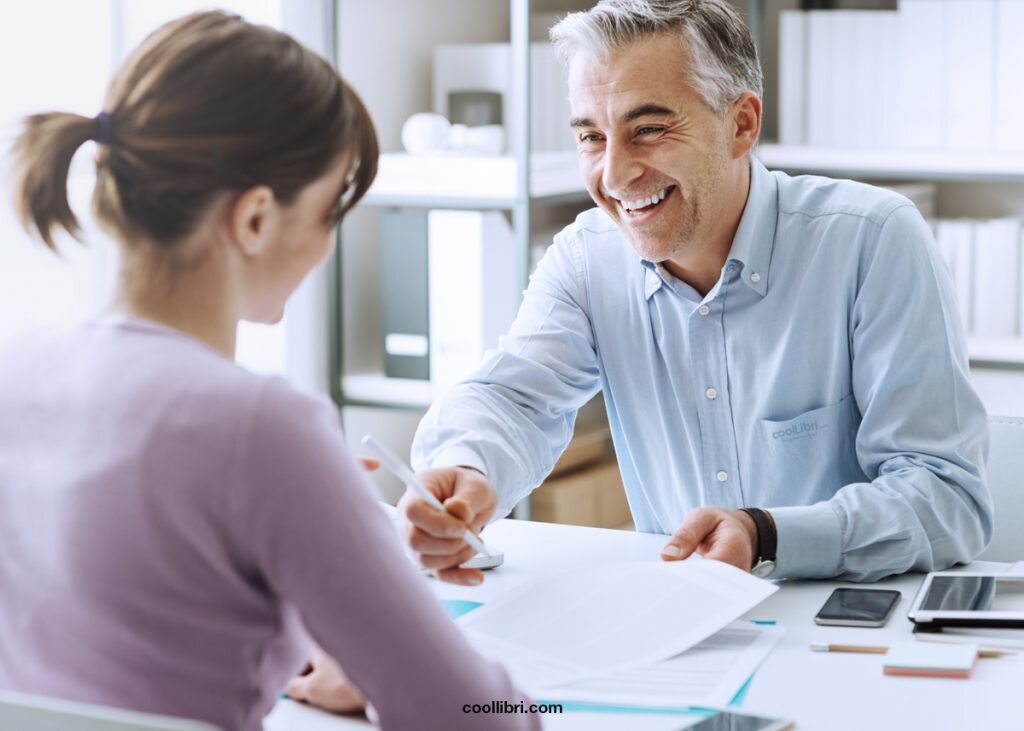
[0,1,322,384]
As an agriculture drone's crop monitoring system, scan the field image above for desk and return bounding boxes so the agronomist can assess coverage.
[266,519,1021,731]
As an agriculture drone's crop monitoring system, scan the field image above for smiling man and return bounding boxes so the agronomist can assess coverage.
[403,0,992,584]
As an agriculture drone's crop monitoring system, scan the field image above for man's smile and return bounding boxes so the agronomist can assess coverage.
[614,185,677,218]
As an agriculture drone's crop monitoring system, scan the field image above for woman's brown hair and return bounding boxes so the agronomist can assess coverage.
[10,10,378,251]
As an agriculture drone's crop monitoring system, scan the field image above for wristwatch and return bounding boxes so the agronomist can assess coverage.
[739,507,777,578]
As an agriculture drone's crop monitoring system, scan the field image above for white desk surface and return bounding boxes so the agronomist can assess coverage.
[265,518,1021,731]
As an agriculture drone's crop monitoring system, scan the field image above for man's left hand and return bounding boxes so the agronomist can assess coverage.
[660,507,757,571]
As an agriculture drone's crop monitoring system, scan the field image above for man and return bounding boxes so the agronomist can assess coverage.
[401,0,991,586]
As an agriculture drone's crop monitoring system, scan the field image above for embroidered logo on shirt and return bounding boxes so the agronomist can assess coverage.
[772,421,826,441]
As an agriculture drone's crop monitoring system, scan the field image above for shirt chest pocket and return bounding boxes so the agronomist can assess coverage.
[756,393,866,501]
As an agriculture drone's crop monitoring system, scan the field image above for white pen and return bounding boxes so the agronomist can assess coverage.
[361,434,491,557]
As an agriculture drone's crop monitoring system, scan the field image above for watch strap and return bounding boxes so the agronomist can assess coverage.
[739,507,777,567]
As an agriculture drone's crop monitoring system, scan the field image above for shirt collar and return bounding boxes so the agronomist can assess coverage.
[640,156,779,301]
[725,156,778,298]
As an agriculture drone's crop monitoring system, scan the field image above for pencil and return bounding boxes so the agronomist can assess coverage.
[810,642,1011,658]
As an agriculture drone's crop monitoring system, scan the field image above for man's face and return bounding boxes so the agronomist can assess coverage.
[568,33,735,265]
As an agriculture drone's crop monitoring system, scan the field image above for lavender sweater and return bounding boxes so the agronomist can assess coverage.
[0,316,538,731]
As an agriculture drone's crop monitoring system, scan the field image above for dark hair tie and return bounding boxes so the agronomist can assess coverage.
[93,112,114,146]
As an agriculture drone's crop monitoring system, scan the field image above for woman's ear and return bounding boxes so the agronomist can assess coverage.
[229,185,278,256]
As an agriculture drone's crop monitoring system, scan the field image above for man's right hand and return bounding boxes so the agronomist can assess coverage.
[398,466,498,586]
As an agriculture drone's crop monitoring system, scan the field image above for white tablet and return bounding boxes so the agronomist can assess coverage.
[907,571,1024,629]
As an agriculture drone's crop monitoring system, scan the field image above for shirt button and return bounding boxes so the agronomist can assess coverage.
[698,305,710,316]
[750,272,761,283]
[716,470,728,482]
[705,387,718,400]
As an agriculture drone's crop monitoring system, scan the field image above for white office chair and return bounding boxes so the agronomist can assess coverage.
[976,415,1024,562]
[0,690,221,731]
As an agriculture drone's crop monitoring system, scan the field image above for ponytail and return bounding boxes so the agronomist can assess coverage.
[10,11,378,254]
[10,112,101,251]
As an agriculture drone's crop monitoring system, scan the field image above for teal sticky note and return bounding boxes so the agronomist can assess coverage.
[442,598,483,619]
[534,701,716,717]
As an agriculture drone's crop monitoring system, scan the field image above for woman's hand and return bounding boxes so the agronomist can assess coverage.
[357,457,380,472]
[286,648,365,714]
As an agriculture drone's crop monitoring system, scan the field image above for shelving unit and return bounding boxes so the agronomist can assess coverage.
[756,2,1024,375]
[330,0,595,510]
[756,144,1024,184]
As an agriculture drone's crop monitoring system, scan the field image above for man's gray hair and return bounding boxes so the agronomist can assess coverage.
[550,0,763,116]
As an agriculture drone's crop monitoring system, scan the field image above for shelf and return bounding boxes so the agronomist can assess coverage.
[363,151,590,208]
[344,339,1024,412]
[756,144,1024,183]
[342,373,435,410]
[968,337,1024,368]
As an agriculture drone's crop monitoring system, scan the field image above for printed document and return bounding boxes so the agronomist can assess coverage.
[457,559,777,689]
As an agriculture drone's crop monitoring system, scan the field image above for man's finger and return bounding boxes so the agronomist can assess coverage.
[662,508,722,560]
[443,496,473,524]
[416,543,477,570]
[405,525,468,555]
[435,566,485,586]
[403,495,470,539]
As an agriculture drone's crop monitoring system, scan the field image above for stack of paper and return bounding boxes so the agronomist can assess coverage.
[545,621,783,708]
[456,559,778,695]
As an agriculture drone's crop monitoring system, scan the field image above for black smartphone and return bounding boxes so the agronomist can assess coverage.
[814,587,901,627]
[678,711,794,731]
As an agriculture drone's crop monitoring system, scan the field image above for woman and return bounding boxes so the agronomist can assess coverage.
[1,11,538,731]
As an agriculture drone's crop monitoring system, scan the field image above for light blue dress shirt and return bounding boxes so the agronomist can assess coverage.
[412,158,992,581]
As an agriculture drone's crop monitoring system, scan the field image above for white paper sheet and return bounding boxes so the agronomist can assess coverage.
[541,621,784,708]
[457,559,778,686]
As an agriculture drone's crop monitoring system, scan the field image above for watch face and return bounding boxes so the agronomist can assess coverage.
[752,560,776,579]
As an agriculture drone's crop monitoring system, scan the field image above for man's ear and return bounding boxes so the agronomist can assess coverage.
[730,92,762,159]
[229,185,278,256]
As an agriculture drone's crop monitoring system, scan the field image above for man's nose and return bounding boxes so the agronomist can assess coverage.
[602,139,644,197]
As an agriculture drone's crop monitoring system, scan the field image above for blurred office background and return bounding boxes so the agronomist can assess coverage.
[2,0,1022,527]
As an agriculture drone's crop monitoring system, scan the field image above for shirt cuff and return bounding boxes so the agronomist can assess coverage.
[769,503,844,579]
[416,446,488,476]
[417,446,517,520]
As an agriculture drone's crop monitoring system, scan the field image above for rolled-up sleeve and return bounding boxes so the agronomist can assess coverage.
[412,232,602,519]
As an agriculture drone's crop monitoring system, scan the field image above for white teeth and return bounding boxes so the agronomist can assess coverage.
[621,187,670,211]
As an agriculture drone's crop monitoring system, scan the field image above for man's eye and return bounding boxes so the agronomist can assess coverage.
[637,126,662,136]
[578,133,603,144]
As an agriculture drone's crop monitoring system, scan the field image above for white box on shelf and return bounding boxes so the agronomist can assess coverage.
[844,11,871,148]
[832,10,857,148]
[433,42,573,157]
[973,218,1021,338]
[944,0,996,152]
[936,219,975,333]
[778,10,806,146]
[995,0,1024,153]
[427,210,520,391]
[870,11,900,149]
[897,0,946,150]
[1019,223,1024,342]
[365,152,584,203]
[806,11,837,147]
